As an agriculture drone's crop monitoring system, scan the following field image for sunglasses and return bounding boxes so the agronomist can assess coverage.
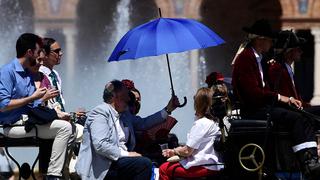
[51,48,62,54]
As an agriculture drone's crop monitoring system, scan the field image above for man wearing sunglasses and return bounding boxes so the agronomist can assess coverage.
[39,38,65,111]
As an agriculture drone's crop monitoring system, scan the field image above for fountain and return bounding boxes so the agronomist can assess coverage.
[0,1,206,166]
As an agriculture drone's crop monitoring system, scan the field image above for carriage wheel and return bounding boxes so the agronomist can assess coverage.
[238,143,265,172]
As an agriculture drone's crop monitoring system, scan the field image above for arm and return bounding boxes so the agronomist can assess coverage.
[163,118,217,158]
[163,145,194,157]
[1,96,38,112]
[0,76,47,112]
[131,110,165,130]
[132,96,179,130]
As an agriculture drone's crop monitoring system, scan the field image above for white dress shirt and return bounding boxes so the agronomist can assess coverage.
[39,66,65,107]
[108,104,129,157]
[285,63,295,87]
[252,48,265,87]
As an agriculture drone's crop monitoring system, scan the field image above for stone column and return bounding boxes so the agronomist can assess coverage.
[311,28,320,105]
[63,27,76,83]
[190,50,199,90]
[62,26,76,110]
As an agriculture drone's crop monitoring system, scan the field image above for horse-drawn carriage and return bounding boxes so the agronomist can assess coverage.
[208,85,305,180]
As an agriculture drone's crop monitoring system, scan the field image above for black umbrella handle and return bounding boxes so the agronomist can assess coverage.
[177,96,187,108]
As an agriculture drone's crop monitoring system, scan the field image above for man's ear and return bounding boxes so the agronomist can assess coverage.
[26,49,33,56]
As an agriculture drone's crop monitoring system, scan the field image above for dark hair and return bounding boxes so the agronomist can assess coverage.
[16,33,43,58]
[43,38,56,55]
[103,80,125,103]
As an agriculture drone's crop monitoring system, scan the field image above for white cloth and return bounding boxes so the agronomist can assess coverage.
[39,66,65,107]
[252,48,265,87]
[179,117,224,171]
[285,63,295,87]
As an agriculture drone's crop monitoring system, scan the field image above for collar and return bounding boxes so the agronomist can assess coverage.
[13,58,25,72]
[108,103,119,119]
[285,63,294,73]
[39,65,52,76]
[251,48,263,63]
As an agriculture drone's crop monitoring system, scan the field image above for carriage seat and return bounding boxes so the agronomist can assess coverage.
[230,119,290,136]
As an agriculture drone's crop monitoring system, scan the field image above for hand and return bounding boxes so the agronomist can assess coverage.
[289,97,302,109]
[31,87,47,100]
[165,95,180,113]
[128,152,142,157]
[42,88,59,102]
[55,107,71,120]
[280,95,302,109]
[76,108,86,119]
[162,149,175,158]
[76,111,86,119]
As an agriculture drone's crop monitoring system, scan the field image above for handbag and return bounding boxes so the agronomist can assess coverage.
[25,106,58,132]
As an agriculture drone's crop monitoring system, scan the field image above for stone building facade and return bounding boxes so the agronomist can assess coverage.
[26,0,320,104]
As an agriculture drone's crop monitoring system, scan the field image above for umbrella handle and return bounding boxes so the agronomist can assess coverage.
[177,96,187,108]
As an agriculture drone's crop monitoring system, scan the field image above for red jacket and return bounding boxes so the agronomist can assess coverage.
[232,47,278,113]
[267,62,303,102]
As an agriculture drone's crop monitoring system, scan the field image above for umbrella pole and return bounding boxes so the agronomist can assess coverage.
[160,8,187,108]
[165,54,175,96]
[165,54,187,108]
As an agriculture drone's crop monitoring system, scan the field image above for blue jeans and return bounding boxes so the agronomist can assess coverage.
[105,156,152,180]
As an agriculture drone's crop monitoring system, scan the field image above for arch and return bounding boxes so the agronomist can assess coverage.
[199,0,282,77]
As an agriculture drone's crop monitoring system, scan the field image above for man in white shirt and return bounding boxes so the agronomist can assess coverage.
[39,38,65,111]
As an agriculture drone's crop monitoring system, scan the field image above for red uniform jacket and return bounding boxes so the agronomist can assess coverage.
[232,47,278,114]
[267,62,303,102]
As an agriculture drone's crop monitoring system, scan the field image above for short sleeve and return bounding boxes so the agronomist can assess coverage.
[186,120,212,149]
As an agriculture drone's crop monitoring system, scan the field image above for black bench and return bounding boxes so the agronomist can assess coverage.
[0,125,40,180]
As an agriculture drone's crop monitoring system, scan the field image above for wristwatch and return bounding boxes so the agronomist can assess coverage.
[164,107,172,115]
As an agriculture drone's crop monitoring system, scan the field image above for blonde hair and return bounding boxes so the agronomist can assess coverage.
[194,87,214,118]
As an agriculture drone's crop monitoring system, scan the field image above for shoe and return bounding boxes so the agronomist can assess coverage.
[298,148,320,180]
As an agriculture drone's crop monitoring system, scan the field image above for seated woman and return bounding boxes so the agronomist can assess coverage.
[122,79,179,165]
[159,87,224,180]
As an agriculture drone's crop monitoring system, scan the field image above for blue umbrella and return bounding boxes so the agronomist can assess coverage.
[108,17,225,107]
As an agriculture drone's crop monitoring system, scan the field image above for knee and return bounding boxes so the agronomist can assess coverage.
[136,157,152,170]
[57,121,73,136]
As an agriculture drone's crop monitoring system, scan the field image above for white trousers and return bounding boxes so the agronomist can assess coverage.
[4,119,73,177]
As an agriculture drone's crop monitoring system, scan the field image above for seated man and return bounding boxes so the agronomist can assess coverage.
[267,30,320,117]
[232,20,320,179]
[75,80,152,180]
[0,33,73,180]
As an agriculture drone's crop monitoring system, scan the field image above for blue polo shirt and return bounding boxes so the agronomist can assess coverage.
[0,58,40,124]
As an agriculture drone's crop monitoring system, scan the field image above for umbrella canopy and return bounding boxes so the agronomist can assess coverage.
[108,17,225,61]
[108,17,225,107]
